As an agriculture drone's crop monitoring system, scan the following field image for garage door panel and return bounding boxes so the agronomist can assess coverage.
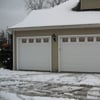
[61,65,100,72]
[17,36,51,71]
[62,56,100,65]
[59,35,100,72]
[61,43,100,56]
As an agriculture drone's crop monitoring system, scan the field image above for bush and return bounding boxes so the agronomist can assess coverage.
[0,47,13,70]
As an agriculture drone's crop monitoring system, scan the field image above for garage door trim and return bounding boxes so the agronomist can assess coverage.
[16,36,52,71]
[58,34,100,72]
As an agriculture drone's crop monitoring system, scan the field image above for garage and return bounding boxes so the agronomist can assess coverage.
[17,36,51,71]
[58,35,100,72]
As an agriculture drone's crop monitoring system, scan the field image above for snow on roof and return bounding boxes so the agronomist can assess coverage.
[10,0,100,29]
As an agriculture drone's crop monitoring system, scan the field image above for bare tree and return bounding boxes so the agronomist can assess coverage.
[55,0,67,5]
[25,0,44,10]
[25,0,67,11]
[47,0,67,7]
[0,30,4,38]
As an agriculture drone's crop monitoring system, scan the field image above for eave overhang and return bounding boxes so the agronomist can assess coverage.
[8,23,100,32]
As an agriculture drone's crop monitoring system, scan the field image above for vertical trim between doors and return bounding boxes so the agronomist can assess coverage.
[58,36,61,72]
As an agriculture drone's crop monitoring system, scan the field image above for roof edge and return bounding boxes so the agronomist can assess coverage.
[8,24,100,31]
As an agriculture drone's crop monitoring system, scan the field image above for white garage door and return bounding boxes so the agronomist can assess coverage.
[17,36,51,71]
[58,35,100,72]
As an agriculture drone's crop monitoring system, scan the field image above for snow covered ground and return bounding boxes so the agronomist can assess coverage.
[0,68,100,100]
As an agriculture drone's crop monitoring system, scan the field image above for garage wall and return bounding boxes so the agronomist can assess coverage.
[13,27,100,72]
[14,30,58,72]
[80,0,100,10]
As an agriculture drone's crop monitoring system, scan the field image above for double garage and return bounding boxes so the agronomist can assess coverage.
[16,33,100,72]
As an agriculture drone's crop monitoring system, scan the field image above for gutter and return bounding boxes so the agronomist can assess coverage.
[8,23,100,32]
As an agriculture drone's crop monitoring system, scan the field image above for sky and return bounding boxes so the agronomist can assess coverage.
[0,0,27,32]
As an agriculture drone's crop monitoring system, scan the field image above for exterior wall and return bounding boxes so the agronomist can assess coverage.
[13,27,100,72]
[80,0,100,10]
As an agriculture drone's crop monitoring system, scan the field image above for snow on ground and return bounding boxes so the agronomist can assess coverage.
[0,91,76,100]
[1,68,100,86]
[1,68,100,100]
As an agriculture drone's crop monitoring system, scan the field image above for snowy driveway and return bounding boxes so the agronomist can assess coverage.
[0,69,100,100]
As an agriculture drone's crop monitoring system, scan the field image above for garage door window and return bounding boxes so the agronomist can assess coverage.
[29,38,34,43]
[88,37,94,42]
[62,37,68,42]
[96,37,100,42]
[36,38,41,43]
[70,37,76,42]
[79,37,85,42]
[22,39,27,43]
[43,38,49,43]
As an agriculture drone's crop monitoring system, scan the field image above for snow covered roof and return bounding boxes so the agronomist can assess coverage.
[9,0,100,30]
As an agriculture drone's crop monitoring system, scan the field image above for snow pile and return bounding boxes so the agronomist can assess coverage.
[0,91,77,100]
[10,0,100,29]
